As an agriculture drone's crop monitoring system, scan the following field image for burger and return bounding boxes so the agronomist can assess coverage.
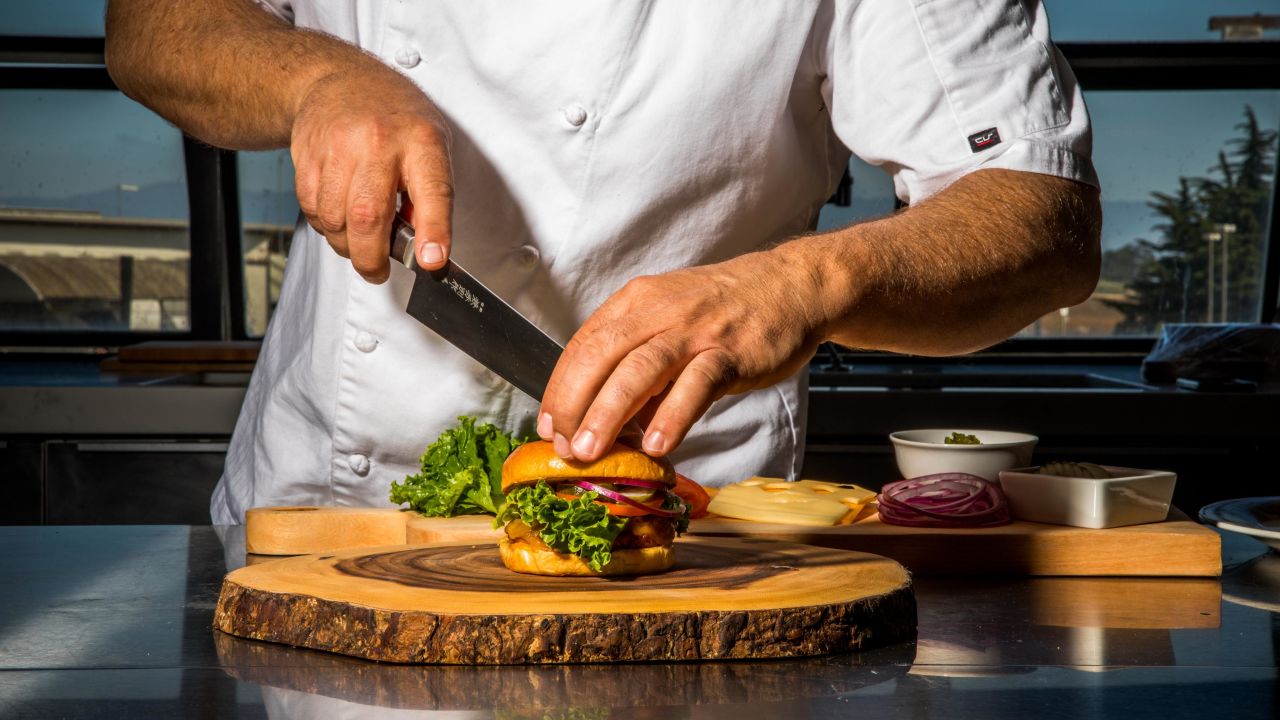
[495,440,691,576]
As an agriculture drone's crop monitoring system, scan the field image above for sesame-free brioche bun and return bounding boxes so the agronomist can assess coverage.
[501,440,674,492]
[498,537,675,577]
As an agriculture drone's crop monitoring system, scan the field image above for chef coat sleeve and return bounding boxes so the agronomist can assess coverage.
[821,0,1097,205]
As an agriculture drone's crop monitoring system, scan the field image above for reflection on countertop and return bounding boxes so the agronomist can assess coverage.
[1,525,1278,718]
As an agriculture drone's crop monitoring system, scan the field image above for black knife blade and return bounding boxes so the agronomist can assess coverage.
[390,214,561,401]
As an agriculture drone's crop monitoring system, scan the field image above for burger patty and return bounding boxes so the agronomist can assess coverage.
[504,516,675,551]
[611,516,676,549]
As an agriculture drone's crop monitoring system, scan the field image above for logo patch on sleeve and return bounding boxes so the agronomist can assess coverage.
[967,127,1001,153]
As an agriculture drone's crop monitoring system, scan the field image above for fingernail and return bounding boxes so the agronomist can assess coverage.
[420,242,444,265]
[553,433,572,459]
[643,430,667,455]
[537,412,553,440]
[572,429,597,459]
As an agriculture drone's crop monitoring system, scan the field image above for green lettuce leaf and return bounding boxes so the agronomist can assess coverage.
[390,416,526,516]
[496,482,628,572]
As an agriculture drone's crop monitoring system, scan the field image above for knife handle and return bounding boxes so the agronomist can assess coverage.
[390,214,417,267]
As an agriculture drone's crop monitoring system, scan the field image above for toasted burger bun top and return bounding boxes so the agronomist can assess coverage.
[502,440,674,492]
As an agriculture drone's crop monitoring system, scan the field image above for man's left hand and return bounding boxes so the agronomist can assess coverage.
[538,250,826,462]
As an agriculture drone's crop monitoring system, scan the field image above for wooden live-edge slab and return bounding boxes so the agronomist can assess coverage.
[214,537,916,664]
[244,505,1221,577]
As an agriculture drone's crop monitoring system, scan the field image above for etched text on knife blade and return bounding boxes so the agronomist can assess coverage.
[446,278,484,312]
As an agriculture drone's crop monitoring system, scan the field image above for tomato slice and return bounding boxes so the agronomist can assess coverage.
[602,498,665,517]
[671,473,711,519]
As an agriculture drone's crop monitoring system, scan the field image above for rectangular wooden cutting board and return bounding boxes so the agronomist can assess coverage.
[245,505,1221,577]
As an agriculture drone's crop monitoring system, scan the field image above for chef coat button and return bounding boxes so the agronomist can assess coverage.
[394,46,421,69]
[516,244,541,267]
[354,331,378,353]
[347,453,370,476]
[563,104,588,127]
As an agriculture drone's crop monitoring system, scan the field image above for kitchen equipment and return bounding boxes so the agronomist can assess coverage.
[889,429,1038,481]
[997,465,1176,529]
[244,504,1221,576]
[214,537,915,664]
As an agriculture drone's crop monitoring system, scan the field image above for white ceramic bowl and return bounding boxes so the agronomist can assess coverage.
[889,429,1037,482]
[998,465,1176,529]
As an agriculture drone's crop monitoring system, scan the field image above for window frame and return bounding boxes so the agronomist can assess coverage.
[0,36,1277,354]
[984,41,1280,354]
[0,37,232,345]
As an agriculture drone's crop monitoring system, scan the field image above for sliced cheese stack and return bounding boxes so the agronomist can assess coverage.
[707,478,876,526]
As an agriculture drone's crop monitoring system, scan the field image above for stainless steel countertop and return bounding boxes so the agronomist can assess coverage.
[1,524,1277,719]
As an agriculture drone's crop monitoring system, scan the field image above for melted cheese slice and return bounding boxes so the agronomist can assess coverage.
[707,478,877,526]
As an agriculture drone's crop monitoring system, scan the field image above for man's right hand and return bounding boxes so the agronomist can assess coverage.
[106,0,455,283]
[291,71,454,284]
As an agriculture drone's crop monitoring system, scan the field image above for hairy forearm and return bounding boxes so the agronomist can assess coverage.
[105,0,398,150]
[785,169,1101,355]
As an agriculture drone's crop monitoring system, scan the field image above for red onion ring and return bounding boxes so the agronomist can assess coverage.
[877,473,1010,527]
[568,480,682,517]
[607,478,669,490]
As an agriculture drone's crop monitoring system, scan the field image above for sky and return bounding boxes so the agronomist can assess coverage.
[2,0,1278,246]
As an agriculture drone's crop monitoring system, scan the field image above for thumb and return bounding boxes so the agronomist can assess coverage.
[405,152,454,271]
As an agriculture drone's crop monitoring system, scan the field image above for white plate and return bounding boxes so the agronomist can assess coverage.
[1222,553,1280,613]
[1200,497,1280,552]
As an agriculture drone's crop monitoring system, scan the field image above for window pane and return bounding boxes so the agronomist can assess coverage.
[237,150,298,337]
[0,90,190,332]
[1025,90,1279,338]
[1,1,106,37]
[1045,0,1280,42]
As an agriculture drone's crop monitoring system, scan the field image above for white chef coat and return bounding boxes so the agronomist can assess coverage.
[211,0,1097,524]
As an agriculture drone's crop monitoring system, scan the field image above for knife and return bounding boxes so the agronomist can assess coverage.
[390,214,644,443]
[390,214,561,401]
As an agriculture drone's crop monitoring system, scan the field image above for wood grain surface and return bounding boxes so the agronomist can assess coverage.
[116,340,260,363]
[691,508,1221,577]
[214,537,916,664]
[244,505,1221,576]
[246,507,409,555]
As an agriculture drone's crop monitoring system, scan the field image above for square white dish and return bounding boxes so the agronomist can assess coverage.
[997,465,1177,529]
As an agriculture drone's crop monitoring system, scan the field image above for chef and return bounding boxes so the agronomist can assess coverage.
[106,0,1100,524]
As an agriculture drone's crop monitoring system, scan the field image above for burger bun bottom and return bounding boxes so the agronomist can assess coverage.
[498,538,674,577]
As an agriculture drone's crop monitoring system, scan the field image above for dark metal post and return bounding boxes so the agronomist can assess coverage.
[182,136,229,340]
[118,255,133,329]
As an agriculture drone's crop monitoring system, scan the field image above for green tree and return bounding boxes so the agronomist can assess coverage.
[1109,107,1277,333]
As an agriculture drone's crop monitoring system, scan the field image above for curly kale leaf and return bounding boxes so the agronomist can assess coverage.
[389,416,525,516]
